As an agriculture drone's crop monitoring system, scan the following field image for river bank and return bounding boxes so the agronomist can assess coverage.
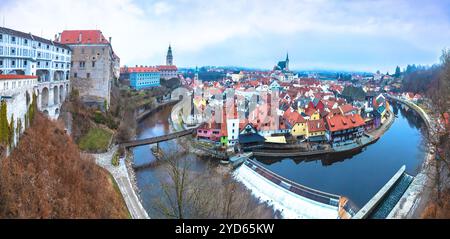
[386,96,435,218]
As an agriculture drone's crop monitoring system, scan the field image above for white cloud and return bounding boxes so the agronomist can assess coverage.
[1,0,448,71]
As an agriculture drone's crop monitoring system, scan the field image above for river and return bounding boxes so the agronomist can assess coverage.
[133,101,427,216]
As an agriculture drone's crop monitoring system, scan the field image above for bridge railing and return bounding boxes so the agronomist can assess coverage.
[244,159,341,207]
[121,128,194,148]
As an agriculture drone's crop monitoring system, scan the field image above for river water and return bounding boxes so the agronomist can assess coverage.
[133,101,426,216]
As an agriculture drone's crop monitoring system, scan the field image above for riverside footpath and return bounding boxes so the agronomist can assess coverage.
[93,145,150,219]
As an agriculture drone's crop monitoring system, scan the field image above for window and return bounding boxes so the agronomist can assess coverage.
[56,47,59,52]
[81,48,85,54]
[74,72,77,78]
[24,39,28,44]
[0,60,2,66]
[46,45,49,49]
[11,48,16,55]
[79,61,85,68]
[38,42,41,47]
[92,61,95,67]
[55,63,58,68]
[24,60,27,66]
[87,73,90,78]
[12,60,15,66]
[11,36,16,42]
[0,34,2,41]
[46,62,49,67]
[37,62,40,67]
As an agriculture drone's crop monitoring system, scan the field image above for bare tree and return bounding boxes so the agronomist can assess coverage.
[153,151,193,219]
[153,151,274,219]
[422,49,450,217]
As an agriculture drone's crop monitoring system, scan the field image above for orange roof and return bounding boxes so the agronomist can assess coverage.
[126,66,159,73]
[443,112,449,126]
[60,30,109,44]
[156,65,178,71]
[339,104,356,114]
[283,109,306,125]
[0,74,38,80]
[307,119,326,132]
[325,114,365,132]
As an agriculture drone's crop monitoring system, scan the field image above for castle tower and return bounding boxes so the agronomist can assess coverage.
[166,44,173,65]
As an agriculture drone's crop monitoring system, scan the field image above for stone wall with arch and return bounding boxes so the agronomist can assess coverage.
[35,80,70,120]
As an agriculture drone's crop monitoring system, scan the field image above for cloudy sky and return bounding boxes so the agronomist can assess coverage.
[1,0,449,72]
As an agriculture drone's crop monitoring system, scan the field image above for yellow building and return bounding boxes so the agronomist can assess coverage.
[283,109,307,138]
[291,121,308,138]
[310,111,320,120]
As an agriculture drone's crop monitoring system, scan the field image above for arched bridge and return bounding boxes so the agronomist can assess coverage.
[121,128,195,149]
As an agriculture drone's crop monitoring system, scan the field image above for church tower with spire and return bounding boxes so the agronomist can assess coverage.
[166,44,173,65]
[285,52,289,71]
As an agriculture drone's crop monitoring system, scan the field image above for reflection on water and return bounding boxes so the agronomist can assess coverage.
[255,102,427,208]
[134,102,427,215]
[133,106,209,218]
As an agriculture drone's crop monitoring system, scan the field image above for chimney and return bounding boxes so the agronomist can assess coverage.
[58,33,61,42]
[78,32,82,43]
[109,37,112,44]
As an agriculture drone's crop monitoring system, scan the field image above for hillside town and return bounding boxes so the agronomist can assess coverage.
[185,62,394,153]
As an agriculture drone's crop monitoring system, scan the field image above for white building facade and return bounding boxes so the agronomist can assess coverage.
[0,75,38,146]
[0,27,72,119]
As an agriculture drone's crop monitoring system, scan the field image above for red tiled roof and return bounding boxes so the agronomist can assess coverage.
[307,119,326,132]
[283,109,306,125]
[325,114,365,132]
[156,65,178,71]
[329,108,342,116]
[443,112,449,126]
[305,107,317,117]
[339,104,356,114]
[0,74,38,80]
[60,30,109,44]
[125,66,159,73]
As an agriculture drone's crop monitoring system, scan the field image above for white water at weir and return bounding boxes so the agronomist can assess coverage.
[233,164,339,219]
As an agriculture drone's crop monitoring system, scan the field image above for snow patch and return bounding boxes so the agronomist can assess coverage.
[233,164,339,219]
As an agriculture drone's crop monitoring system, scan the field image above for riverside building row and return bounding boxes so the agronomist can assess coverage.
[189,74,390,150]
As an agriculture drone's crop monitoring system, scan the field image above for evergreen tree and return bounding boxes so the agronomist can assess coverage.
[24,114,29,129]
[16,118,22,141]
[0,100,9,145]
[28,92,37,124]
[8,114,14,148]
[395,66,401,78]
